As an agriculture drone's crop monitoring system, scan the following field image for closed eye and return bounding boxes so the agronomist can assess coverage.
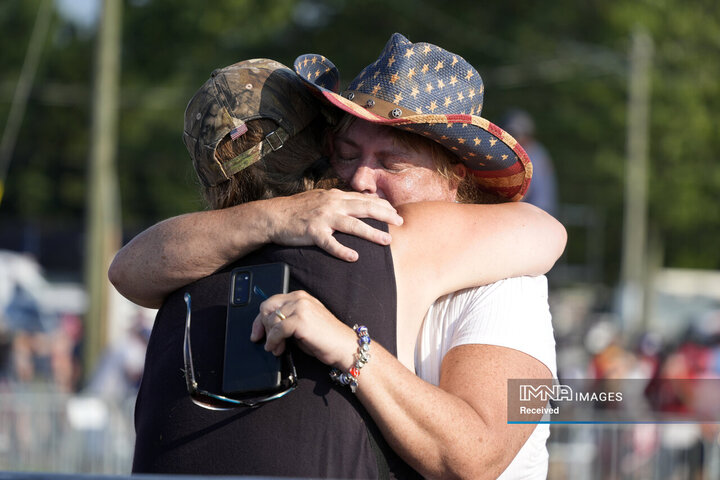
[380,157,413,173]
[333,155,359,165]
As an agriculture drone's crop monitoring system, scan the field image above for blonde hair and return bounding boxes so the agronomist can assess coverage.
[201,118,338,210]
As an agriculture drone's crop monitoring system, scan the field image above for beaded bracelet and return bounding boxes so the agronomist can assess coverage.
[329,324,371,393]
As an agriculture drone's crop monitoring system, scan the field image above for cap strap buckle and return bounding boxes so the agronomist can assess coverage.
[264,129,286,151]
[221,126,291,180]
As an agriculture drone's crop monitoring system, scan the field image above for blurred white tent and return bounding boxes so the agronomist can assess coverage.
[0,250,86,332]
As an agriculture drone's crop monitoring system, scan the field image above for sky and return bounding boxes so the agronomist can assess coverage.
[54,0,101,29]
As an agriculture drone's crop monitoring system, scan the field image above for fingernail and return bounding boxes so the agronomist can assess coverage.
[383,233,392,244]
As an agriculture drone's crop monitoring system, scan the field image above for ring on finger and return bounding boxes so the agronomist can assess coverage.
[274,309,287,321]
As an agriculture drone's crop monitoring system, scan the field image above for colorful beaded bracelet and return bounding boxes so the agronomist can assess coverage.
[329,324,371,393]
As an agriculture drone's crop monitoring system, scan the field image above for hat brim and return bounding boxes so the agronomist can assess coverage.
[295,60,531,201]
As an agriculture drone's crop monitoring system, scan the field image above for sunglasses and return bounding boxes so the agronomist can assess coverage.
[182,292,296,410]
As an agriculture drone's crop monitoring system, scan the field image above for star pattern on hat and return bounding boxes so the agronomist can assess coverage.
[293,33,532,201]
[345,42,487,126]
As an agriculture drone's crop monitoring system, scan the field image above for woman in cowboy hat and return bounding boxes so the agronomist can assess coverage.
[118,35,563,479]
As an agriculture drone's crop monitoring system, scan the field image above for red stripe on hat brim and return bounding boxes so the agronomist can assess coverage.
[307,80,533,201]
[472,161,526,178]
[495,186,525,198]
[487,122,505,138]
[317,90,389,122]
[315,89,500,136]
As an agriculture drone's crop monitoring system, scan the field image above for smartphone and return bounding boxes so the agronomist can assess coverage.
[222,262,293,397]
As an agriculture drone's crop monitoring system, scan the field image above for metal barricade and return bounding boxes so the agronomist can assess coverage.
[0,384,135,474]
[2,385,720,479]
[547,423,720,480]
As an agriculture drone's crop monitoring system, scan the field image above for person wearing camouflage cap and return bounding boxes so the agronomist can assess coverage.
[182,58,321,191]
[114,36,564,479]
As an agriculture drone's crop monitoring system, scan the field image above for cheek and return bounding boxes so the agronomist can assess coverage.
[397,174,425,198]
[329,159,354,182]
[382,170,451,203]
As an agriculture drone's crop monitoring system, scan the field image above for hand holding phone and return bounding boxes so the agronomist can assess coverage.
[223,262,296,398]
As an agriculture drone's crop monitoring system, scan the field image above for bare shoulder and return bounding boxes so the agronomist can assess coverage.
[395,200,542,222]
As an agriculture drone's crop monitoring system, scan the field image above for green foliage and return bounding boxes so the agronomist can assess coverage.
[628,0,720,269]
[1,0,719,281]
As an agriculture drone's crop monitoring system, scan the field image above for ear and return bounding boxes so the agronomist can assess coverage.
[453,163,468,179]
[447,163,467,200]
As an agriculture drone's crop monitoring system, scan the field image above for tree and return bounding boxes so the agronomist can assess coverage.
[2,0,719,282]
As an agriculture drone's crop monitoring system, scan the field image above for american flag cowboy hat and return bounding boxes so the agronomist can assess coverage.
[294,33,532,201]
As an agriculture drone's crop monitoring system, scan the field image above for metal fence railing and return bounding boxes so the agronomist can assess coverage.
[1,386,719,478]
[0,384,135,475]
[548,423,720,480]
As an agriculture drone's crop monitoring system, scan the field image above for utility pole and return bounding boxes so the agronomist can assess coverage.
[619,28,653,334]
[84,0,123,377]
[0,0,53,205]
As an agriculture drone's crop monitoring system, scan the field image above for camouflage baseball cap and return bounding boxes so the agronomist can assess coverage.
[183,58,321,187]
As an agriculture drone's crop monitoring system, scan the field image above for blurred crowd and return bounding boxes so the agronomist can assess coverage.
[0,250,150,398]
[552,292,720,480]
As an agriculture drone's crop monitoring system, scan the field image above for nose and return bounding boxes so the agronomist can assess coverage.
[348,164,379,196]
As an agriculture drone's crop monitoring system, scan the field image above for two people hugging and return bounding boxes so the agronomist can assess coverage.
[110,33,566,479]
